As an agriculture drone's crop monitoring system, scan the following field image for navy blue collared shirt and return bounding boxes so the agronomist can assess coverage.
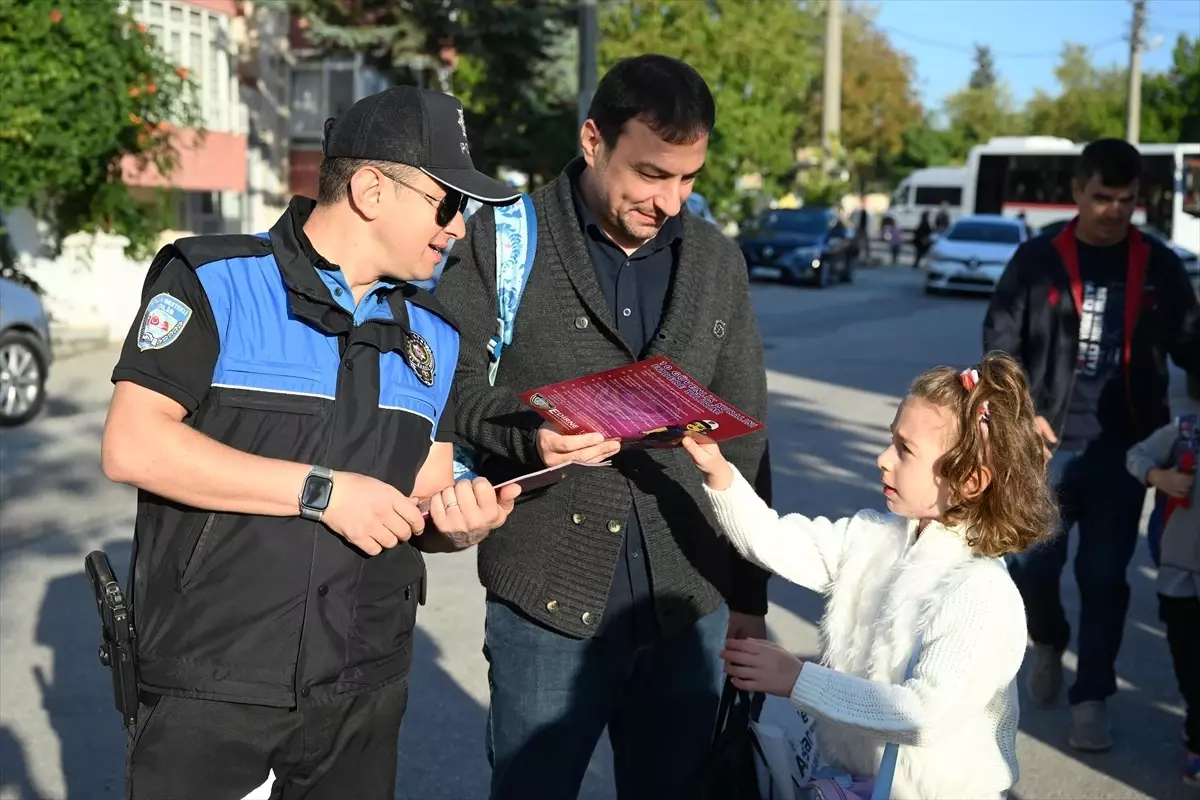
[570,176,682,645]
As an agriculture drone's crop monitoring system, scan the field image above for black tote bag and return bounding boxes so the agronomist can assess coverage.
[690,676,766,799]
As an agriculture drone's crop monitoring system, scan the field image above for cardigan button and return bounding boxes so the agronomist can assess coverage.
[581,611,595,625]
[574,316,589,329]
[571,512,585,525]
[606,519,623,534]
[545,599,560,613]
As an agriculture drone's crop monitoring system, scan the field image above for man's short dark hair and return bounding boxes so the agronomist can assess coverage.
[1075,138,1142,187]
[587,54,715,149]
[317,158,414,205]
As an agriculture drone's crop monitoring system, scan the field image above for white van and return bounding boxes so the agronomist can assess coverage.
[887,166,967,237]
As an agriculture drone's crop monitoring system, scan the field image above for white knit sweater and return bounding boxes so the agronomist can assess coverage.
[705,467,1028,800]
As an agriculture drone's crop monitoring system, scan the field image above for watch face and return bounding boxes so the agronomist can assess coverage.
[302,475,334,511]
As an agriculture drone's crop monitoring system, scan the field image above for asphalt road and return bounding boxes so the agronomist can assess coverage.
[1,265,1195,800]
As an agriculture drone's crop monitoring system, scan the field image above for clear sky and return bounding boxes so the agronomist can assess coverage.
[871,0,1200,113]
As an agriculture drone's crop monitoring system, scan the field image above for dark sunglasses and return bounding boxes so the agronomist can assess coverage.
[382,171,468,228]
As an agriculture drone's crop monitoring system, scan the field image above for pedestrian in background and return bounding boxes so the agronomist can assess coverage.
[984,137,1200,752]
[913,211,932,269]
[1126,416,1200,786]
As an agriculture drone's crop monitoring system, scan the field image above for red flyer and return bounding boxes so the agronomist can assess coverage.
[518,356,764,449]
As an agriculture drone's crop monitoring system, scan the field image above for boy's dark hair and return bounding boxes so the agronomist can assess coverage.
[587,54,715,149]
[317,157,414,205]
[1075,138,1142,187]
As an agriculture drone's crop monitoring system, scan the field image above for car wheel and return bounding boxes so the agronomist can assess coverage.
[0,331,48,426]
[842,253,855,283]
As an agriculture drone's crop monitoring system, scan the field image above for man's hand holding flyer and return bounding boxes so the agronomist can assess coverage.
[518,355,765,450]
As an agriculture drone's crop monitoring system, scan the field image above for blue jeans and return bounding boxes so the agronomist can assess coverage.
[1006,443,1146,705]
[483,599,728,800]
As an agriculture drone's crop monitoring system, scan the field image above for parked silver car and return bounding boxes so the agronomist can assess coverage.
[0,276,52,425]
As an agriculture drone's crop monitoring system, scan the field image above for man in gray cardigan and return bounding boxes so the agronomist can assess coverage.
[434,55,771,799]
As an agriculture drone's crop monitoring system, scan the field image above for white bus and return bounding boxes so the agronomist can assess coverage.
[962,136,1200,250]
[887,166,968,236]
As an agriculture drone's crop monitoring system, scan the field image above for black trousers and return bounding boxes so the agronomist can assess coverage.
[125,678,409,800]
[1159,594,1200,753]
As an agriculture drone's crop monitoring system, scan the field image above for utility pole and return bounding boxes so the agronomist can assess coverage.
[578,0,599,136]
[821,0,843,162]
[1126,0,1146,144]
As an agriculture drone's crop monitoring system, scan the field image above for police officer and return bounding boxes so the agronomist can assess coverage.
[101,86,521,799]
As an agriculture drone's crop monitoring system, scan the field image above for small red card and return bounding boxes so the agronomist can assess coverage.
[517,355,764,449]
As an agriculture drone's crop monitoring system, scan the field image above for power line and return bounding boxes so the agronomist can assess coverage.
[881,27,1127,59]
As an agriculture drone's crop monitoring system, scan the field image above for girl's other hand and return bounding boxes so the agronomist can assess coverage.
[720,637,805,698]
[681,435,734,491]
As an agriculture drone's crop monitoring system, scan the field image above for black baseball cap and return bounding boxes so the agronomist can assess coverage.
[322,86,519,205]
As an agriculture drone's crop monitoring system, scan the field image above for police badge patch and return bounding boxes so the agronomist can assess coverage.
[405,330,436,387]
[137,292,193,351]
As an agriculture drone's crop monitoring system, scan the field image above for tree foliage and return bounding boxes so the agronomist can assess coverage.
[292,0,578,187]
[913,34,1200,173]
[598,0,823,219]
[968,44,997,90]
[939,43,1022,159]
[448,0,579,187]
[0,0,200,260]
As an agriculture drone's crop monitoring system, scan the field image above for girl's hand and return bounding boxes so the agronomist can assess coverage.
[681,435,734,491]
[721,637,804,697]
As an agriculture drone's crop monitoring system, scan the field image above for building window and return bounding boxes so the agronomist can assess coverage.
[178,191,242,234]
[133,0,236,133]
[289,56,388,146]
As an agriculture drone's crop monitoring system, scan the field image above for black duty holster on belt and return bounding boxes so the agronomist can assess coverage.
[85,550,140,729]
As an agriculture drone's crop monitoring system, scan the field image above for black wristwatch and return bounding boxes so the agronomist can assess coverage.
[299,465,334,522]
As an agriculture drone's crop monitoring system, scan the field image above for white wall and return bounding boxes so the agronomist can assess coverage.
[7,208,149,342]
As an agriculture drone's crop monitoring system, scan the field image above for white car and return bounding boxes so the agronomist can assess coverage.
[925,215,1030,296]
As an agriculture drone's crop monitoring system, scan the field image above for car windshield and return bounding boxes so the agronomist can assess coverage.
[748,210,829,235]
[945,221,1021,244]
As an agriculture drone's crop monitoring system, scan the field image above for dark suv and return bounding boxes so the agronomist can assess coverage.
[738,208,855,288]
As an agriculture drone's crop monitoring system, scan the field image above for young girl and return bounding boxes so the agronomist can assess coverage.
[682,351,1057,800]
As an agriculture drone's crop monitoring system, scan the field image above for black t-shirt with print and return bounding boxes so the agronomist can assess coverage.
[1059,239,1130,451]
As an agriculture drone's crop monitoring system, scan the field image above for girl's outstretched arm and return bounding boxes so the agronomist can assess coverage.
[684,437,851,593]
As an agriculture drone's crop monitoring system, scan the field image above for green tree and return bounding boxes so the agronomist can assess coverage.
[598,0,823,219]
[942,44,1021,157]
[291,0,577,186]
[0,0,200,262]
[1024,43,1125,142]
[892,116,962,173]
[968,44,997,90]
[447,0,579,187]
[1141,34,1200,143]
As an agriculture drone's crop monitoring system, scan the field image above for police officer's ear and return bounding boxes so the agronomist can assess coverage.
[348,166,388,221]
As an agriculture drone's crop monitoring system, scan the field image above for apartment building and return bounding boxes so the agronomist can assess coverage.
[125,0,291,236]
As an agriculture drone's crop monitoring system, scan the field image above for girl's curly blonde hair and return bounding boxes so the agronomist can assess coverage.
[909,351,1059,558]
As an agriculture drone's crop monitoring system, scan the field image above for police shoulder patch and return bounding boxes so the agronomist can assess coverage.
[137,292,193,351]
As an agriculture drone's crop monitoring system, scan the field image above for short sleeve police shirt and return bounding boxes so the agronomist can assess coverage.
[111,258,220,413]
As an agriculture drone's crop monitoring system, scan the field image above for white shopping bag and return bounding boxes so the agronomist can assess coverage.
[750,695,822,799]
